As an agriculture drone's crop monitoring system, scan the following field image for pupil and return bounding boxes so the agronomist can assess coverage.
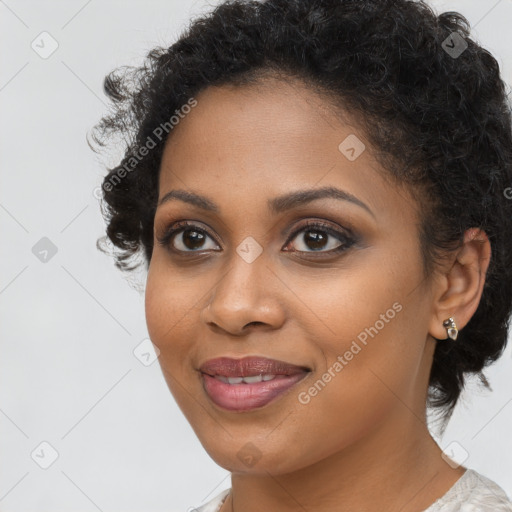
[180,229,329,251]
[183,229,205,249]
[305,231,327,250]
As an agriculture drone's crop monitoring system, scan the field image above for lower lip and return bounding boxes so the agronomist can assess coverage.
[201,372,309,411]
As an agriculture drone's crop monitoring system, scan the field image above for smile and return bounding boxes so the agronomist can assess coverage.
[201,371,310,411]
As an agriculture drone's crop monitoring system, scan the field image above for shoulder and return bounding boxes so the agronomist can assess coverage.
[462,469,512,511]
[426,468,512,512]
[190,488,230,512]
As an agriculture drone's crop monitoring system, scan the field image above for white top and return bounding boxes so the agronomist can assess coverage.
[191,468,512,512]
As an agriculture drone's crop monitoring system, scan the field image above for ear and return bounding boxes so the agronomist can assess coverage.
[428,228,491,340]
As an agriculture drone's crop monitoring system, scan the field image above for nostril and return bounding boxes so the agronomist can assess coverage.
[245,321,264,328]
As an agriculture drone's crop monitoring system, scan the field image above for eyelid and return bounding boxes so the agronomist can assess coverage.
[157,217,356,255]
[282,219,355,252]
[283,218,354,243]
[156,219,222,249]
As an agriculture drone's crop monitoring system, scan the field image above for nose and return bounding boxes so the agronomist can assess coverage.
[200,258,286,336]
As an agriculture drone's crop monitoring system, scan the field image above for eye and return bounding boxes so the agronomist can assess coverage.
[157,221,220,253]
[282,220,355,255]
[157,219,356,256]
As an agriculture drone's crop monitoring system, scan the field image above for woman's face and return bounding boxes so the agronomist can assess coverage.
[145,78,438,475]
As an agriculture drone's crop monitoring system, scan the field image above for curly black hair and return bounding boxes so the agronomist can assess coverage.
[89,0,512,431]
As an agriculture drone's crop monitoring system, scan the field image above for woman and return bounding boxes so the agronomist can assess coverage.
[90,0,512,510]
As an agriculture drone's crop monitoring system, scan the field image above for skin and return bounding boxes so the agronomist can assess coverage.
[144,77,491,512]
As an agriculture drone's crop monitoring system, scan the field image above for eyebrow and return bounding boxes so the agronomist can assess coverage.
[157,186,375,218]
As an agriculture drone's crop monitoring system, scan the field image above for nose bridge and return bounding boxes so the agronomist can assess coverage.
[202,240,285,332]
[215,239,270,305]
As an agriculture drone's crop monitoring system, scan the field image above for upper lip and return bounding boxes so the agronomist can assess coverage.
[199,356,311,378]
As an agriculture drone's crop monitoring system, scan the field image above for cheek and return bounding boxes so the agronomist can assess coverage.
[144,270,167,344]
[144,261,193,344]
[294,269,423,420]
[145,265,205,416]
[144,262,205,391]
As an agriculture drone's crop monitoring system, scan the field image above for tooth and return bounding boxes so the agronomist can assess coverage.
[213,374,278,384]
[243,375,263,384]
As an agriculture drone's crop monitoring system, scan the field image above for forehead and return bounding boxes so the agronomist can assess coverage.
[161,80,359,179]
[157,79,417,225]
[163,77,354,154]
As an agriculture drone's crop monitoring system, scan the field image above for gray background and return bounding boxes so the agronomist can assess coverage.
[1,1,511,511]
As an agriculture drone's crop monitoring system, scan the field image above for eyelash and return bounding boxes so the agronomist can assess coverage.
[156,219,356,257]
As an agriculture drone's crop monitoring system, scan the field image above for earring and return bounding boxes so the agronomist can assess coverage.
[442,317,458,340]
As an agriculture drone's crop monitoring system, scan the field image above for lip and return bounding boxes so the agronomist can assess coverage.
[199,356,311,378]
[199,356,311,412]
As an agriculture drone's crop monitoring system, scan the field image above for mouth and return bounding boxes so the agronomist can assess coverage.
[199,356,312,411]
